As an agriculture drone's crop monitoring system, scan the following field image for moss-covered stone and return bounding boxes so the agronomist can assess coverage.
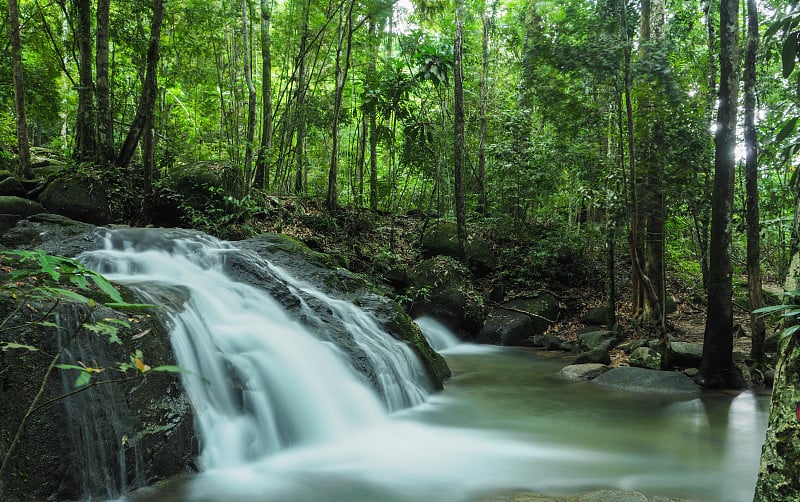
[38,174,122,224]
[420,221,496,275]
[0,196,46,217]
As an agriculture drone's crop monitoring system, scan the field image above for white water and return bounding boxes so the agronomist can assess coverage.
[414,316,461,351]
[79,229,426,468]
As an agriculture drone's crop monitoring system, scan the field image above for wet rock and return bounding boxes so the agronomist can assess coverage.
[531,333,564,350]
[577,329,616,352]
[579,306,611,326]
[477,294,559,346]
[669,341,703,368]
[592,366,701,399]
[420,221,496,275]
[629,347,661,370]
[0,214,100,257]
[574,347,611,365]
[558,363,611,380]
[38,175,123,224]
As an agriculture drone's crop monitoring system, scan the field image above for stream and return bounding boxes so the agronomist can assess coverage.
[130,344,769,502]
[81,230,769,502]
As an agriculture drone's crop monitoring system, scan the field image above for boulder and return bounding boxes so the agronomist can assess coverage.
[0,196,46,217]
[557,363,611,381]
[577,329,617,352]
[477,294,559,346]
[0,295,194,501]
[0,214,100,257]
[765,332,779,353]
[407,256,486,337]
[670,341,703,368]
[531,332,564,350]
[574,347,611,365]
[592,366,701,398]
[38,175,122,225]
[629,346,661,370]
[0,176,26,197]
[580,305,611,326]
[420,221,496,275]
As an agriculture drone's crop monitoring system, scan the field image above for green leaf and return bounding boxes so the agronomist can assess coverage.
[47,287,93,305]
[55,364,87,371]
[88,272,124,303]
[82,321,122,344]
[1,342,39,352]
[150,365,185,373]
[776,116,799,144]
[779,324,800,341]
[753,304,794,316]
[35,321,62,329]
[74,371,92,387]
[783,31,799,78]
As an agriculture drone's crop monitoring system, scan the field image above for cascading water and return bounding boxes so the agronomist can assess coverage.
[414,316,461,352]
[79,228,428,468]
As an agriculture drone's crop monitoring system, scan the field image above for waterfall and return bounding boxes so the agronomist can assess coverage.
[79,228,430,469]
[414,316,461,352]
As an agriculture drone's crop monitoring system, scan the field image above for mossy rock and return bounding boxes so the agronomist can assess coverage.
[0,176,26,197]
[420,221,496,275]
[38,174,122,224]
[407,256,486,337]
[0,196,46,217]
[0,214,99,257]
[162,161,243,210]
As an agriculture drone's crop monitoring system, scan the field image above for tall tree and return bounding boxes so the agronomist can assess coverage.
[95,0,114,165]
[117,0,165,175]
[242,0,257,193]
[8,0,32,178]
[293,0,311,194]
[453,0,467,258]
[697,0,743,389]
[254,0,274,190]
[476,4,494,216]
[73,0,97,162]
[744,0,766,364]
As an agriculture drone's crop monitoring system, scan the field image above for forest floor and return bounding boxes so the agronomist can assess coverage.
[229,197,778,375]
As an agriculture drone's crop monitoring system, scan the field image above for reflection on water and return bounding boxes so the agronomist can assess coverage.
[131,347,769,502]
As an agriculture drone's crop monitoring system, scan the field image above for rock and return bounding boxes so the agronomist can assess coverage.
[0,214,100,257]
[0,176,26,196]
[0,195,46,217]
[234,233,450,390]
[619,340,647,354]
[407,256,486,337]
[38,175,122,224]
[736,362,752,383]
[577,329,616,352]
[0,296,194,501]
[477,294,559,346]
[531,332,564,350]
[580,306,611,326]
[420,221,496,275]
[574,347,611,365]
[683,368,699,378]
[669,341,703,368]
[764,367,776,386]
[592,366,702,398]
[629,346,661,370]
[558,363,611,380]
[765,332,779,353]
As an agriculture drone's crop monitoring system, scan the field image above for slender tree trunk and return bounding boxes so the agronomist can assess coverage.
[699,0,743,389]
[242,0,257,194]
[96,0,114,165]
[367,20,378,211]
[8,0,32,178]
[477,9,492,216]
[117,0,165,171]
[327,0,357,209]
[254,0,273,191]
[453,0,467,259]
[744,0,765,364]
[293,0,311,195]
[73,0,97,162]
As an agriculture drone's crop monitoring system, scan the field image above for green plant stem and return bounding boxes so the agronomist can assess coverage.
[0,347,64,482]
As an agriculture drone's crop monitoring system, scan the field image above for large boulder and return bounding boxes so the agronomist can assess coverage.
[0,213,100,256]
[477,294,560,346]
[670,341,703,368]
[420,221,496,275]
[38,174,123,225]
[407,256,486,337]
[558,363,611,381]
[592,366,701,399]
[629,346,661,370]
[0,292,195,501]
[577,329,617,352]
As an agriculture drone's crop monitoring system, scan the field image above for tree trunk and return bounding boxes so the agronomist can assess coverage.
[327,0,357,209]
[293,0,311,195]
[73,0,97,162]
[367,20,378,211]
[698,0,743,390]
[477,9,492,216]
[8,0,32,178]
[242,0,257,194]
[96,0,114,165]
[453,0,467,260]
[254,0,273,191]
[744,0,766,364]
[117,0,165,170]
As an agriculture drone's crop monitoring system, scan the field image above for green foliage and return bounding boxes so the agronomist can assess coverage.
[754,291,800,349]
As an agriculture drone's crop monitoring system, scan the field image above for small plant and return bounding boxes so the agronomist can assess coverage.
[754,291,800,346]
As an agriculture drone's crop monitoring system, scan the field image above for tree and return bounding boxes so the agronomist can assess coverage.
[697,0,743,389]
[292,0,311,195]
[8,0,32,178]
[254,0,274,190]
[453,0,467,258]
[242,0,257,193]
[73,0,97,162]
[95,0,114,165]
[744,0,766,364]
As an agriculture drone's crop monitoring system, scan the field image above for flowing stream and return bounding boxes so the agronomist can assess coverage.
[79,229,769,502]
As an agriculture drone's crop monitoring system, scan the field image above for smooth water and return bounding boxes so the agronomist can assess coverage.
[80,229,769,502]
[415,316,462,351]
